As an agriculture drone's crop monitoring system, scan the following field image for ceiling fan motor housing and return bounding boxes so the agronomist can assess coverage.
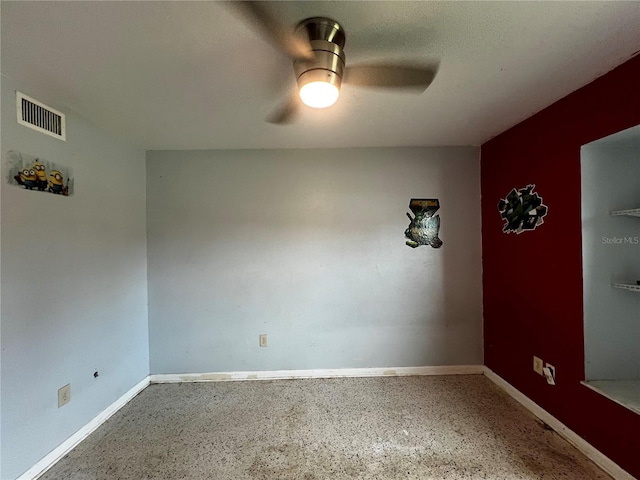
[294,17,346,92]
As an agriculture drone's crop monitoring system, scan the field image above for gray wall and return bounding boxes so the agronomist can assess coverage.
[581,127,640,380]
[1,77,149,479]
[147,147,482,374]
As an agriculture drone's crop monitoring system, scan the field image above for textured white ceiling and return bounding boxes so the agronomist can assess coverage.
[2,1,639,150]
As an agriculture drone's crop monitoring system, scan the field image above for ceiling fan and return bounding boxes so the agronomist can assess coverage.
[229,1,439,124]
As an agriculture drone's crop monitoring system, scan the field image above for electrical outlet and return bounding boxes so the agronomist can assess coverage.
[58,384,71,407]
[259,334,268,347]
[533,356,544,375]
[544,363,556,385]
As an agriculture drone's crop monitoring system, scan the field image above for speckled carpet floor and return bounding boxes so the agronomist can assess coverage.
[40,375,612,480]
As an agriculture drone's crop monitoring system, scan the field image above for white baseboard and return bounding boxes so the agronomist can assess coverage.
[483,367,635,480]
[18,376,150,480]
[150,364,484,383]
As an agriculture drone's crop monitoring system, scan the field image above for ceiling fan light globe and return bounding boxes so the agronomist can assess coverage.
[299,81,340,109]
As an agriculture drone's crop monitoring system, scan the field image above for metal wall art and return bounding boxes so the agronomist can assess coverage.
[6,150,74,196]
[405,198,443,248]
[498,184,547,234]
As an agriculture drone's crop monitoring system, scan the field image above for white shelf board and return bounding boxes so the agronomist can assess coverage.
[610,208,640,217]
[612,282,640,292]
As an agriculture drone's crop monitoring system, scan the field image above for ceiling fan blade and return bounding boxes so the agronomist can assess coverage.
[226,1,314,61]
[344,63,439,92]
[266,91,301,125]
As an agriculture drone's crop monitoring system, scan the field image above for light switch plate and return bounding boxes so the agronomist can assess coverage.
[533,356,544,375]
[58,384,71,407]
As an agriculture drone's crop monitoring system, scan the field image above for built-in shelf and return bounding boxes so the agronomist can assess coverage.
[582,127,640,419]
[610,208,640,217]
[612,282,640,292]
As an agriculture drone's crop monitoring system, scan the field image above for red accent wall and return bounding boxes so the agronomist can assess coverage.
[481,54,640,478]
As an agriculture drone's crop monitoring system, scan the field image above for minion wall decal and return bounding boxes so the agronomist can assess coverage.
[6,151,73,196]
[497,184,548,234]
[405,198,443,249]
[15,167,39,190]
[48,170,65,194]
[33,160,48,191]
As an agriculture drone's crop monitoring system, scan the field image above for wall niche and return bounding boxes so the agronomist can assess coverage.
[581,124,640,413]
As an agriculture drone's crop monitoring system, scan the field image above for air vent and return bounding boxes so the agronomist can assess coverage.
[16,92,66,141]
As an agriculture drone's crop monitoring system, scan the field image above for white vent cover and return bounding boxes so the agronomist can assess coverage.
[16,91,66,141]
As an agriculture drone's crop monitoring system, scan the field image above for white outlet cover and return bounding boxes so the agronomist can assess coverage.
[259,334,268,347]
[545,363,556,380]
[543,366,556,385]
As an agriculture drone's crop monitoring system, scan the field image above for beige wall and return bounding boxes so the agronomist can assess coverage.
[147,147,482,374]
[1,77,149,479]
